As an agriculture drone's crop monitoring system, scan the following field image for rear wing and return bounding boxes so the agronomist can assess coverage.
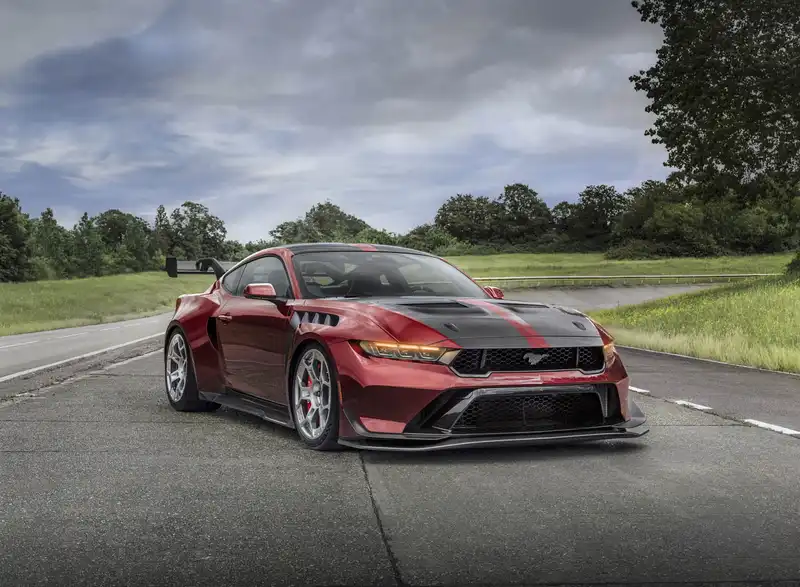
[164,256,232,280]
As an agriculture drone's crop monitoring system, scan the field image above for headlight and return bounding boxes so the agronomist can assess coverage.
[603,342,616,365]
[358,341,458,364]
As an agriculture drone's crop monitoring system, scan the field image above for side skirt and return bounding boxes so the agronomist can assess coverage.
[200,388,295,429]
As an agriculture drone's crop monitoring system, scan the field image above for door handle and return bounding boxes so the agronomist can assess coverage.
[218,314,232,323]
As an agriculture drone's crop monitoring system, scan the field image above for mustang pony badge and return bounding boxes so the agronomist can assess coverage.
[522,351,548,366]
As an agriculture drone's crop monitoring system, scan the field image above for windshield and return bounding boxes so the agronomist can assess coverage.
[290,251,489,299]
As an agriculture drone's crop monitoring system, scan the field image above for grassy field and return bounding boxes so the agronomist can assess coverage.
[451,252,793,288]
[0,273,215,336]
[590,277,800,374]
[0,252,793,336]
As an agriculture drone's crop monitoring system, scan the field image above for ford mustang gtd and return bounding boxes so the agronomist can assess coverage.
[162,243,649,451]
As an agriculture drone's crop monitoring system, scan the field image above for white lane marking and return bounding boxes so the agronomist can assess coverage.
[742,419,800,436]
[672,399,712,411]
[618,345,800,378]
[0,333,163,384]
[630,386,650,394]
[0,340,39,351]
[96,326,124,332]
[55,332,88,340]
[103,349,161,370]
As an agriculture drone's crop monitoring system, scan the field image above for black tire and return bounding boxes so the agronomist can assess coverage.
[289,342,342,451]
[164,329,220,412]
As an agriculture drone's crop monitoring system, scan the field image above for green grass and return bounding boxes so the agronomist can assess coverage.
[0,252,794,337]
[590,277,800,374]
[447,252,793,289]
[0,272,215,336]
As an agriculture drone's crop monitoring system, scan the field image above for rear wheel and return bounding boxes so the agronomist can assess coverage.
[290,343,341,450]
[164,329,220,412]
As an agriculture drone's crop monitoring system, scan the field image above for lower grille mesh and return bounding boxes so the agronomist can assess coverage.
[451,392,604,432]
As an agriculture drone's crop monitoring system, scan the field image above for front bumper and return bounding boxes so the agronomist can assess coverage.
[330,340,648,453]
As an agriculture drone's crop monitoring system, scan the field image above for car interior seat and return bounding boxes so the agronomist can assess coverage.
[266,269,292,297]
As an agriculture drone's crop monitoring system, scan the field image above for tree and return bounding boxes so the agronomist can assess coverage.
[269,201,372,244]
[495,183,553,245]
[0,193,34,282]
[570,185,630,249]
[399,223,462,253]
[29,208,72,278]
[434,194,501,244]
[353,227,399,245]
[630,0,800,185]
[70,213,105,277]
[169,202,227,259]
[269,219,323,244]
[304,201,369,240]
[152,205,172,254]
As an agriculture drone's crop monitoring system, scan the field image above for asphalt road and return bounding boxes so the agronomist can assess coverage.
[0,284,710,382]
[1,350,799,586]
[0,314,171,381]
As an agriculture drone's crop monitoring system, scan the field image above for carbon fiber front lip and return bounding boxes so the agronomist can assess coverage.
[337,419,649,452]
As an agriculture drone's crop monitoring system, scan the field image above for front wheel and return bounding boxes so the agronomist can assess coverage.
[164,329,220,412]
[290,343,342,450]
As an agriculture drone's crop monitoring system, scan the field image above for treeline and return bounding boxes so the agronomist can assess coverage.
[1,172,799,283]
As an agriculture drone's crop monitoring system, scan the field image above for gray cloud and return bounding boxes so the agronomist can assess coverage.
[0,0,667,242]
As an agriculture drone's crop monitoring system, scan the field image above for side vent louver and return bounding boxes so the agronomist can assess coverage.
[295,311,340,327]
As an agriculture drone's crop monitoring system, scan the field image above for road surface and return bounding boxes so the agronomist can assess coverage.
[0,314,170,382]
[0,284,711,382]
[1,349,798,586]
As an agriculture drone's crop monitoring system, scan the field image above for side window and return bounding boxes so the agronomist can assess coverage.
[237,256,293,298]
[220,265,245,295]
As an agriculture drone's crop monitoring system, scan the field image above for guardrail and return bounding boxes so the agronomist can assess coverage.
[471,273,780,287]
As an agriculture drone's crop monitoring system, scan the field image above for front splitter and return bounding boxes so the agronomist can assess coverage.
[337,421,650,452]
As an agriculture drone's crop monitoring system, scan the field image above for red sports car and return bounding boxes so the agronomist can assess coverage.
[163,243,649,451]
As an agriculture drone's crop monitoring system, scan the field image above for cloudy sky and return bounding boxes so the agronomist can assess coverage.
[0,0,667,242]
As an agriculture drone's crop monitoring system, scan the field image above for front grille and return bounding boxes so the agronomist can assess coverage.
[450,347,604,375]
[451,392,604,433]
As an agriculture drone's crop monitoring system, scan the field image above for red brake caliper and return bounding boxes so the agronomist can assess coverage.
[304,373,312,414]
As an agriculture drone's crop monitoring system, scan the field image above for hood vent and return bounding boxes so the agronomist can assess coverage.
[393,301,487,316]
[498,303,551,314]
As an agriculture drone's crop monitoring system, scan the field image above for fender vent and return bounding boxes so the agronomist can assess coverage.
[295,311,340,326]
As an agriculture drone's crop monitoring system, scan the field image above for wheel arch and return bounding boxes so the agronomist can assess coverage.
[285,336,341,408]
[164,322,200,386]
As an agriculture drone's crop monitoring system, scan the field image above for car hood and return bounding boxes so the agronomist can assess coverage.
[348,296,604,348]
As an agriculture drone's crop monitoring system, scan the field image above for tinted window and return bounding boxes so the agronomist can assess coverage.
[291,251,488,299]
[237,255,293,298]
[220,265,245,294]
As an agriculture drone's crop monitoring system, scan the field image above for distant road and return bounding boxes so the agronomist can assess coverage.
[0,284,712,382]
[0,315,171,382]
[507,283,709,309]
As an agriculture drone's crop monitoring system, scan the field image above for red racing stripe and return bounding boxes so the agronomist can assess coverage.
[459,298,550,348]
[353,243,378,251]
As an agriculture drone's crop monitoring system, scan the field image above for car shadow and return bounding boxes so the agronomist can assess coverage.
[214,405,299,439]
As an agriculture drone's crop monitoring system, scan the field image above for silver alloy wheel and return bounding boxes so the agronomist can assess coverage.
[166,332,188,402]
[293,348,333,440]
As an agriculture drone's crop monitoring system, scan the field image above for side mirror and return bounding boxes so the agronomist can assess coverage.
[243,283,278,300]
[484,285,504,299]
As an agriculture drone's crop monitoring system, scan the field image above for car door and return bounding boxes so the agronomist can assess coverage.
[215,255,296,405]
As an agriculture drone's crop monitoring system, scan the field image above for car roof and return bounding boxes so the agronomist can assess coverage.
[281,242,437,256]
